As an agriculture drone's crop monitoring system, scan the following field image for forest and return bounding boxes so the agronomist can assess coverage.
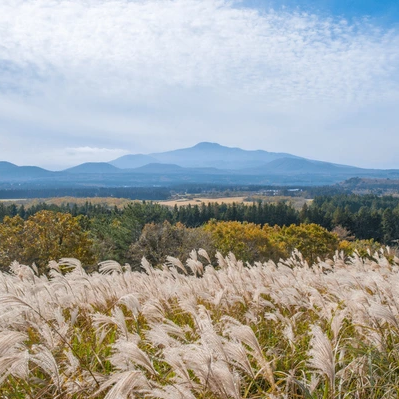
[1,194,399,397]
[1,193,398,273]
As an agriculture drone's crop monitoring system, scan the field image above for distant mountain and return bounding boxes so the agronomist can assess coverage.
[244,157,364,175]
[127,163,185,174]
[110,142,301,170]
[109,154,158,169]
[64,162,121,174]
[0,161,18,172]
[124,163,232,175]
[2,142,399,188]
[0,161,54,180]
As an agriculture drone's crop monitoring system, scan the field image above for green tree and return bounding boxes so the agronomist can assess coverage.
[382,208,396,244]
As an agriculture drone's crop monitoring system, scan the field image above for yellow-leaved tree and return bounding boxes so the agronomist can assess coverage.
[0,210,96,272]
[277,223,340,264]
[203,220,341,264]
[203,220,286,263]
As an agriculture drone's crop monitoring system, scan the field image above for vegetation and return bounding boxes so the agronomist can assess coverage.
[1,251,399,397]
[0,192,399,396]
[0,211,96,272]
[301,194,399,243]
[2,194,399,270]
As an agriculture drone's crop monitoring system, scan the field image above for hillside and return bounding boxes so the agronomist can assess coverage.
[0,161,54,180]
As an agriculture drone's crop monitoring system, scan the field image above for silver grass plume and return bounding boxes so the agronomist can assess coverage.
[141,298,165,322]
[368,302,399,328]
[58,257,85,273]
[198,248,212,264]
[221,316,275,388]
[0,294,33,312]
[63,349,80,376]
[48,260,61,273]
[140,256,153,275]
[330,309,347,345]
[0,331,28,357]
[150,384,197,399]
[9,261,36,282]
[30,344,62,392]
[31,262,39,275]
[109,337,158,375]
[186,250,204,275]
[223,339,255,377]
[216,252,228,269]
[181,345,241,399]
[0,352,30,384]
[92,307,129,339]
[166,256,188,274]
[157,319,188,341]
[118,293,141,319]
[94,370,150,399]
[0,331,29,384]
[99,260,124,274]
[162,347,195,387]
[308,325,335,386]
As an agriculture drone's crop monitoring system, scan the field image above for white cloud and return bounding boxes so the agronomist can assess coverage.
[0,0,398,168]
[1,0,398,101]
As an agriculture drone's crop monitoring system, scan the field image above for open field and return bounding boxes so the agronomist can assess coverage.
[0,195,312,210]
[158,196,253,207]
[149,195,311,210]
[0,199,28,202]
[0,251,398,398]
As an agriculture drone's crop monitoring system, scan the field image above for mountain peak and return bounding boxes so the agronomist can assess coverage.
[0,161,18,169]
[192,142,222,149]
[109,142,301,170]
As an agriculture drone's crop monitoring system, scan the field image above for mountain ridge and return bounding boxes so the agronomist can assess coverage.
[110,142,303,170]
[2,142,399,186]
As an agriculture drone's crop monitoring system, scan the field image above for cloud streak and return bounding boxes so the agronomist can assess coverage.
[1,0,398,100]
[0,0,398,168]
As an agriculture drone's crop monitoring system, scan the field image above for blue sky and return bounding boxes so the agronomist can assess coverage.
[245,0,399,23]
[0,0,398,170]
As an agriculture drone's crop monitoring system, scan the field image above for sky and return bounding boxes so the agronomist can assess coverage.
[0,0,399,170]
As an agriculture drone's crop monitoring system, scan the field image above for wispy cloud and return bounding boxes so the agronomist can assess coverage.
[0,0,398,168]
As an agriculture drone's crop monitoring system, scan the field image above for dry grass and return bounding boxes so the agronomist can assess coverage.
[159,195,311,209]
[1,250,398,398]
[248,195,313,210]
[0,199,29,203]
[0,195,312,211]
[158,196,253,207]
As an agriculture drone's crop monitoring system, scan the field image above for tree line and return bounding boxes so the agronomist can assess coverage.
[300,194,399,243]
[1,194,399,273]
[2,194,399,243]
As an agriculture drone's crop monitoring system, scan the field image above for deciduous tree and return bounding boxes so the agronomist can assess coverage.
[0,211,96,272]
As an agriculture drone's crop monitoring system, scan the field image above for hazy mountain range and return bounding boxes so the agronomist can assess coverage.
[1,142,399,187]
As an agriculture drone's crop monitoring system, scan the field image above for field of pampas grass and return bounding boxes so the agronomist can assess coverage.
[1,250,399,398]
